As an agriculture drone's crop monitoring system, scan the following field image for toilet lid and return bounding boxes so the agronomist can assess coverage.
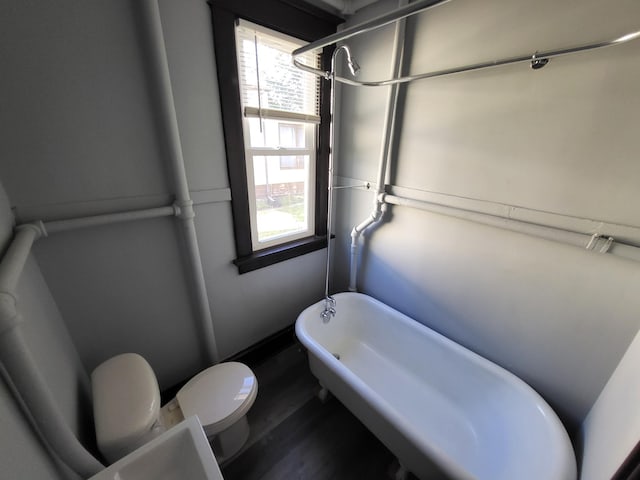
[176,362,257,434]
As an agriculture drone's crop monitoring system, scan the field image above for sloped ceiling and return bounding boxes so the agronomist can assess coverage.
[301,0,380,17]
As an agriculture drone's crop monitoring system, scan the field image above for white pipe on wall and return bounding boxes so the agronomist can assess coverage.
[348,212,382,291]
[0,2,222,475]
[0,224,43,293]
[139,0,219,364]
[381,193,640,261]
[0,223,104,478]
[348,0,407,292]
[43,205,177,235]
[382,192,589,243]
[0,329,104,478]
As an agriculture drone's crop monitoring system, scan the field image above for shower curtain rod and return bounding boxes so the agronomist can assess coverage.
[293,1,640,87]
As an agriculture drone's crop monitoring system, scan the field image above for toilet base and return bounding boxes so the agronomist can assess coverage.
[209,415,250,463]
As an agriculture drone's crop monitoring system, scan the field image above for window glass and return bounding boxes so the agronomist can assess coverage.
[252,155,311,243]
[236,20,320,250]
[236,23,320,116]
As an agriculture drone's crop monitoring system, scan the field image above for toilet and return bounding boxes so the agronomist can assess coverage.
[91,353,258,464]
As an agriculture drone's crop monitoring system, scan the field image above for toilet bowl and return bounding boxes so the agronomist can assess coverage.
[91,353,258,464]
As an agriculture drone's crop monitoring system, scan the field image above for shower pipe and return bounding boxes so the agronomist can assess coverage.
[348,0,407,292]
[0,223,104,478]
[321,44,359,321]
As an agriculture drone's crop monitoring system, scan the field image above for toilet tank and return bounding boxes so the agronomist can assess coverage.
[91,353,161,463]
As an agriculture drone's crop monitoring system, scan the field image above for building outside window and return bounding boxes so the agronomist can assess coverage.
[235,20,321,251]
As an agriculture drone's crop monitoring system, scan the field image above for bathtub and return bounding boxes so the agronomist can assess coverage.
[295,292,576,480]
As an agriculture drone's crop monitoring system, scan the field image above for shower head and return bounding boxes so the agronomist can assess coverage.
[332,44,360,77]
[344,47,360,76]
[347,56,360,76]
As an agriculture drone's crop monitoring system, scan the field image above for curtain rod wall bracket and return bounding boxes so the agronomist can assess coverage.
[530,53,549,70]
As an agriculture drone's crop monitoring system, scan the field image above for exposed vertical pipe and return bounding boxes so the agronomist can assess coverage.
[348,0,408,292]
[0,223,104,477]
[139,0,219,364]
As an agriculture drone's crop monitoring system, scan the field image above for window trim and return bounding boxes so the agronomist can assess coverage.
[209,0,340,274]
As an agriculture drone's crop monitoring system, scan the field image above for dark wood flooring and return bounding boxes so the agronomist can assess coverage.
[221,343,406,480]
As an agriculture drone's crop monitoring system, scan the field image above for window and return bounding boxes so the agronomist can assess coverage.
[209,0,340,274]
[235,21,320,250]
[278,124,306,170]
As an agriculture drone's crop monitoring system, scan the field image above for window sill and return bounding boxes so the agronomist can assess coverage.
[233,235,328,274]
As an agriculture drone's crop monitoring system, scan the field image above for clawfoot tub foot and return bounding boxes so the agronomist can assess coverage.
[317,383,331,403]
[392,460,409,480]
[393,462,409,480]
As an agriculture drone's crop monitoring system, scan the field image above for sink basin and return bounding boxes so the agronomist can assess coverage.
[88,416,223,480]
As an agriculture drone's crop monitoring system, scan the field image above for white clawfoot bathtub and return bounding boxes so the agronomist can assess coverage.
[295,292,577,480]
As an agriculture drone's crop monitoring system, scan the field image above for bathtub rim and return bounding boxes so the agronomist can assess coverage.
[295,291,577,480]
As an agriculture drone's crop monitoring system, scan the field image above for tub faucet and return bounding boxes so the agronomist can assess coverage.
[321,296,336,323]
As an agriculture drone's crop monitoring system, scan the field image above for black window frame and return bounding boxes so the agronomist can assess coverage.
[208,0,341,274]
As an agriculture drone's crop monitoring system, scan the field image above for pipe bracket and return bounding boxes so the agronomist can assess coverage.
[586,233,615,253]
[174,200,195,220]
[16,221,47,239]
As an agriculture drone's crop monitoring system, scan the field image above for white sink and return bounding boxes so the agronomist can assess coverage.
[88,416,224,480]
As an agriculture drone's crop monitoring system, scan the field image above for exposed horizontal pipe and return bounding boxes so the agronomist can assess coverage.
[43,206,177,235]
[381,193,640,261]
[383,191,581,241]
[18,196,232,237]
[13,189,232,227]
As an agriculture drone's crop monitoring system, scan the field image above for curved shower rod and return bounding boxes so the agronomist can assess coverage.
[293,2,640,87]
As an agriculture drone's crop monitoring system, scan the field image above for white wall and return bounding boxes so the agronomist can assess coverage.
[333,0,640,447]
[0,0,325,393]
[580,328,640,480]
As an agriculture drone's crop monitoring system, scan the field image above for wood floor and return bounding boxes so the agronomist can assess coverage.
[221,342,407,480]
